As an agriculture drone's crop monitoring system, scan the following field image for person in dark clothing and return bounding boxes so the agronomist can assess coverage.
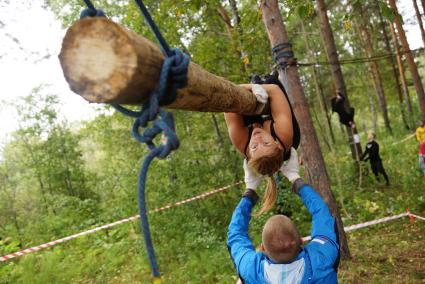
[361,131,390,185]
[331,93,355,127]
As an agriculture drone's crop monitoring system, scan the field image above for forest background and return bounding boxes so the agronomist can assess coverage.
[0,0,424,283]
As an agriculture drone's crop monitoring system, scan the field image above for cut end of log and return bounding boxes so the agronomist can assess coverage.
[58,18,262,114]
[59,18,138,103]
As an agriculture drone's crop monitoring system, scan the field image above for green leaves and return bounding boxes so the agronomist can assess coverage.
[379,2,403,24]
[296,3,313,19]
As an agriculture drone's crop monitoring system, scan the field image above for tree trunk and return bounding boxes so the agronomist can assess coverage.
[422,0,425,16]
[413,0,425,48]
[300,21,335,144]
[260,0,350,259]
[229,0,246,74]
[211,114,223,145]
[316,0,362,160]
[389,0,425,118]
[377,4,410,129]
[356,20,392,134]
[390,22,414,120]
[59,18,268,115]
[216,3,246,74]
[368,84,378,133]
[311,105,332,151]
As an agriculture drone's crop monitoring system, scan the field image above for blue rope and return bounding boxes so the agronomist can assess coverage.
[79,0,189,280]
[80,0,105,18]
[133,0,171,56]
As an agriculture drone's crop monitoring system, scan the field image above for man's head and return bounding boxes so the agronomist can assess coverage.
[367,131,376,142]
[261,215,301,263]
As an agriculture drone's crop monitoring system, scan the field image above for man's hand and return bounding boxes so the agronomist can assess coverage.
[243,159,262,189]
[280,148,301,183]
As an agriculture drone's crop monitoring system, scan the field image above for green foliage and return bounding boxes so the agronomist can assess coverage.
[1,0,424,283]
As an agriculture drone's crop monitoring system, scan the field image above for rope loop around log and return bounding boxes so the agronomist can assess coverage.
[78,0,189,282]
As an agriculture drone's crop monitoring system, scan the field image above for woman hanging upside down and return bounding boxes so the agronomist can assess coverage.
[224,72,300,215]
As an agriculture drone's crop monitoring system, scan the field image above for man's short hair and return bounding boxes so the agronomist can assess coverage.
[262,215,301,263]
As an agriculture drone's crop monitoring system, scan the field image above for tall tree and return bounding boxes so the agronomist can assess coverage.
[388,0,425,118]
[216,2,247,74]
[316,0,362,160]
[413,0,425,47]
[354,7,392,134]
[390,22,414,120]
[260,0,350,258]
[376,3,410,129]
[300,21,336,145]
[367,82,378,132]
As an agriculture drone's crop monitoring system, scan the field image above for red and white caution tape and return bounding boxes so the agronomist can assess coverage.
[302,211,421,242]
[1,184,423,262]
[0,215,141,262]
[410,213,425,221]
[0,181,243,262]
[390,133,415,146]
[343,212,409,233]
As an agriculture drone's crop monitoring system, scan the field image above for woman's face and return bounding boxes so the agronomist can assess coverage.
[248,128,282,158]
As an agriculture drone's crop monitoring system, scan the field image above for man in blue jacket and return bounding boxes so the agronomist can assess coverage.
[227,148,339,283]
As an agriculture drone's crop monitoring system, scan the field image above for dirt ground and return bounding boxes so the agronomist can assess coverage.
[338,219,425,283]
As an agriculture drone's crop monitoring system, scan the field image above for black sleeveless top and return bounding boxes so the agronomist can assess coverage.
[245,72,301,160]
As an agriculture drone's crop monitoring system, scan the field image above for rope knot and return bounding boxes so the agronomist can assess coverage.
[79,8,106,19]
[169,48,190,89]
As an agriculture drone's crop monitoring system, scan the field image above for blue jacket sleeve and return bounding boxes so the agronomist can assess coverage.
[299,185,339,272]
[227,197,264,283]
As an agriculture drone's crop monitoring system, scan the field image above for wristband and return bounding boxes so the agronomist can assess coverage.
[291,178,306,194]
[242,188,259,205]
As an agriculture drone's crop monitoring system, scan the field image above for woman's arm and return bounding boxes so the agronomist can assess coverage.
[261,84,293,150]
[224,112,248,155]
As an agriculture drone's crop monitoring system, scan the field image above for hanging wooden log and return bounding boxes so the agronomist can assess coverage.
[59,17,267,115]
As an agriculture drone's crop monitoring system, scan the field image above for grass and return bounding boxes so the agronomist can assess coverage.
[339,220,424,283]
[1,126,424,283]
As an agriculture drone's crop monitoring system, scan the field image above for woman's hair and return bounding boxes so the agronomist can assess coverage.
[247,146,284,215]
[368,130,376,139]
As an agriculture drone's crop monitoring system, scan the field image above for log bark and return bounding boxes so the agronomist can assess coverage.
[389,0,425,118]
[316,0,362,161]
[59,18,266,115]
[261,0,350,259]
